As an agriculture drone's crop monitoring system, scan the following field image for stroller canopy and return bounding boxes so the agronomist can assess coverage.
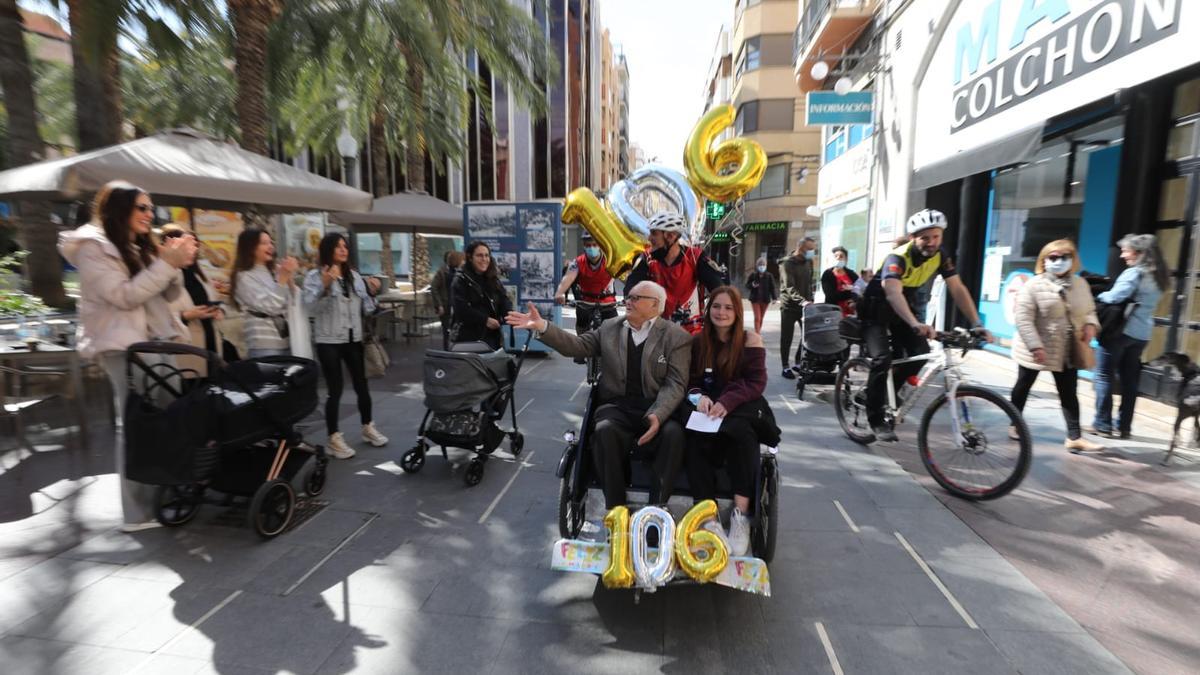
[422,348,512,412]
[803,304,847,355]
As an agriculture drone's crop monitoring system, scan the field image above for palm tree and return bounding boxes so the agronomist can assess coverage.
[64,0,121,149]
[228,0,282,155]
[0,0,66,306]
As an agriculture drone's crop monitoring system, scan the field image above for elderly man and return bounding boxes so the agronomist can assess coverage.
[506,281,690,509]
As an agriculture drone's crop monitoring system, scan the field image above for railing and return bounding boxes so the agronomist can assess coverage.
[799,0,833,55]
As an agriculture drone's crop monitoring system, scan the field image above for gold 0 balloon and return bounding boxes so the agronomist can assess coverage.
[674,499,729,583]
[683,104,767,204]
[601,506,635,589]
[562,187,645,280]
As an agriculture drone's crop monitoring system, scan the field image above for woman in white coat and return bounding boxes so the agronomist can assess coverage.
[1010,239,1103,453]
[58,181,197,531]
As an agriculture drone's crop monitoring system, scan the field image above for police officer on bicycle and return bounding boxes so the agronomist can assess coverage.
[860,209,991,442]
[555,232,618,334]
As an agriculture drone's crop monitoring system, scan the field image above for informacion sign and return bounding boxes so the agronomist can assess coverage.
[806,91,874,125]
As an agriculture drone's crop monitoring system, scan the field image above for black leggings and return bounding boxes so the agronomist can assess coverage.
[316,342,372,435]
[779,306,804,368]
[685,415,759,501]
[1011,365,1081,440]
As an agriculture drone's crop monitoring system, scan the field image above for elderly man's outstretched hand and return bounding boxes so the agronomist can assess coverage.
[505,302,546,332]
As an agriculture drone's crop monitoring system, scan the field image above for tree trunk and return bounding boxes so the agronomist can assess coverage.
[0,0,66,306]
[229,0,280,156]
[369,107,395,285]
[65,0,120,149]
[403,59,430,292]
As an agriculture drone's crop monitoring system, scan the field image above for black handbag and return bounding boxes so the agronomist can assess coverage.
[1096,269,1142,347]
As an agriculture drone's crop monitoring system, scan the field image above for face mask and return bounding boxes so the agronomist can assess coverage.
[805,250,816,260]
[756,265,767,273]
[1044,257,1072,276]
[584,246,601,259]
[834,260,846,269]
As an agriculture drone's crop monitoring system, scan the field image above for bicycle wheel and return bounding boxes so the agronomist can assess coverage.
[834,357,875,444]
[917,385,1031,500]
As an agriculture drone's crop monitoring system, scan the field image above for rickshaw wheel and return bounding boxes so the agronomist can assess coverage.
[753,460,779,564]
[248,479,294,539]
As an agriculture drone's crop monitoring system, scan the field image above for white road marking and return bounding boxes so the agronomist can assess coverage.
[814,622,845,675]
[522,361,545,377]
[478,451,537,524]
[833,500,860,533]
[569,379,588,402]
[129,590,243,673]
[778,393,797,415]
[895,531,979,629]
[282,514,380,596]
[516,399,535,416]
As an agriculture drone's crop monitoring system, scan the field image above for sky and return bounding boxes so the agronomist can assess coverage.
[17,0,732,170]
[600,0,731,170]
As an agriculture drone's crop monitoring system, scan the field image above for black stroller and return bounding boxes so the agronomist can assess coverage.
[794,303,850,400]
[123,342,326,539]
[399,332,532,486]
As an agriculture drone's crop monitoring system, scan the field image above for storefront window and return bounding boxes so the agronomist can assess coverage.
[978,117,1125,340]
[819,197,869,278]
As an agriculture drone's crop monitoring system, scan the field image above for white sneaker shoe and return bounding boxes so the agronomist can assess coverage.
[727,508,752,557]
[1008,425,1021,440]
[362,422,389,447]
[327,432,357,459]
[120,521,162,533]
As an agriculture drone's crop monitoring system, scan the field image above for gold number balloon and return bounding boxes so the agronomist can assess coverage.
[683,104,768,204]
[562,187,645,280]
[601,506,635,589]
[674,499,729,583]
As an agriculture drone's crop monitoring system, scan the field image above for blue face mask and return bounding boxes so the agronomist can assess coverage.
[584,246,601,260]
[805,250,816,260]
[756,265,767,273]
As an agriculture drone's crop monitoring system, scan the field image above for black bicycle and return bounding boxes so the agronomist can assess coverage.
[565,299,616,384]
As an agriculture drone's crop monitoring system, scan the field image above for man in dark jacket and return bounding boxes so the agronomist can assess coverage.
[431,250,464,349]
[778,236,816,378]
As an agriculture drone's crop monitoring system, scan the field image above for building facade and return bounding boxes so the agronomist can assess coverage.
[800,0,1200,395]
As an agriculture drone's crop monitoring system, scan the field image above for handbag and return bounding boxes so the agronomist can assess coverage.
[363,336,389,378]
[1060,283,1096,371]
[1095,269,1142,347]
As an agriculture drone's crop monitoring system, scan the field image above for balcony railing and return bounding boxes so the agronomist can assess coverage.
[800,0,833,53]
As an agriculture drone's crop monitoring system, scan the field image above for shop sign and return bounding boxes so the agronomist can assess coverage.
[914,0,1200,173]
[818,139,874,209]
[744,221,788,232]
[806,92,874,125]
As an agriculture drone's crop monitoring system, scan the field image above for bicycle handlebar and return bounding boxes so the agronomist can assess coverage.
[935,327,989,351]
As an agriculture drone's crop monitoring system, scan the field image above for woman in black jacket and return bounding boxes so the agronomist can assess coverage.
[451,240,512,349]
[820,246,859,317]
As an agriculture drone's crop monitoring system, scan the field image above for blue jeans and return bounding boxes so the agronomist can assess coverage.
[1092,334,1148,434]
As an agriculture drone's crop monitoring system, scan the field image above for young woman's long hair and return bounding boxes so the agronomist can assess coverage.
[229,228,273,310]
[93,180,155,274]
[464,240,502,291]
[317,233,354,297]
[159,224,208,282]
[697,285,746,384]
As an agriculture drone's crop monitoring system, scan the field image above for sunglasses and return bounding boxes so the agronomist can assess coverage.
[134,204,155,213]
[1046,254,1073,262]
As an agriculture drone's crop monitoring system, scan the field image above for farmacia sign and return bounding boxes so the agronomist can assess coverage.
[950,0,1180,132]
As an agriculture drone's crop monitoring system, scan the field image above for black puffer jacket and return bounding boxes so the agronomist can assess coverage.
[451,267,511,349]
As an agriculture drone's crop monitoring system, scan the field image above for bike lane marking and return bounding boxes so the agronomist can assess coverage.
[814,621,845,675]
[515,398,535,417]
[283,514,380,597]
[777,393,797,415]
[569,378,588,402]
[832,500,860,533]
[895,531,979,629]
[478,451,537,524]
[128,589,243,674]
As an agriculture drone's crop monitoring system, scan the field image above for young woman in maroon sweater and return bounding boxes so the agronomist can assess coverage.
[685,286,767,556]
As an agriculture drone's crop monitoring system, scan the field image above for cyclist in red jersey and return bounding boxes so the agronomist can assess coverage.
[555,233,618,334]
[624,212,725,334]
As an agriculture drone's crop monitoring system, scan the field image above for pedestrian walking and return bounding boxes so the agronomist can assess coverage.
[1091,234,1169,439]
[57,180,197,532]
[230,228,299,358]
[1010,239,1103,453]
[778,237,816,378]
[431,249,465,350]
[820,246,859,317]
[451,241,511,350]
[302,233,388,459]
[744,256,777,333]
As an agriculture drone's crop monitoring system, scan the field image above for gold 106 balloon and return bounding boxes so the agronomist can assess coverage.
[600,500,730,589]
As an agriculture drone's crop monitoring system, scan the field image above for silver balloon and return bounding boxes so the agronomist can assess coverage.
[607,164,702,242]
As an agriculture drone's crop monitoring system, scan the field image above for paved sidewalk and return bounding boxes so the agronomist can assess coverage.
[0,309,1149,674]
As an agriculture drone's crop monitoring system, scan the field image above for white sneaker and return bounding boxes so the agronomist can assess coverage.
[327,432,357,459]
[727,508,751,557]
[362,422,389,447]
[120,521,162,533]
[1008,426,1020,441]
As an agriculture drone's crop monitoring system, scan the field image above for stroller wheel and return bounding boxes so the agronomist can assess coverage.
[248,479,295,539]
[464,459,485,487]
[510,432,524,456]
[155,484,203,527]
[400,446,426,474]
[298,460,327,497]
[795,378,806,401]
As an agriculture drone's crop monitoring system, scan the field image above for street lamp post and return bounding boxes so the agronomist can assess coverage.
[337,127,359,189]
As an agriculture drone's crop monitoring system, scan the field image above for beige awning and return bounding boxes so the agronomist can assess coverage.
[330,191,462,235]
[0,129,373,213]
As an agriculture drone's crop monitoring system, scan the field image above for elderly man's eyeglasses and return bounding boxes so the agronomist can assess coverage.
[626,294,654,303]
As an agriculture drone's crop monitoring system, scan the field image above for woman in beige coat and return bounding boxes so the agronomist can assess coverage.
[1011,239,1103,452]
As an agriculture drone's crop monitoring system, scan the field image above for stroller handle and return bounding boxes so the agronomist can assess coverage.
[126,341,227,370]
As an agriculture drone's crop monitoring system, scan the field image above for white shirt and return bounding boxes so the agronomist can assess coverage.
[624,317,657,346]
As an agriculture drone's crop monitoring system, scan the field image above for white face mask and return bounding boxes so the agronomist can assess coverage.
[756,265,767,273]
[1044,257,1073,276]
[834,260,846,269]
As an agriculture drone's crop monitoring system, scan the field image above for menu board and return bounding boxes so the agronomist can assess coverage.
[282,213,327,272]
[463,202,563,352]
[168,208,242,282]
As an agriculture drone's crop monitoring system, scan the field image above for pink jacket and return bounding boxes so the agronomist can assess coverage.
[58,224,182,359]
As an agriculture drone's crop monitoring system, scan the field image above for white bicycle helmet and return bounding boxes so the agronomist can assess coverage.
[647,211,689,235]
[906,209,948,235]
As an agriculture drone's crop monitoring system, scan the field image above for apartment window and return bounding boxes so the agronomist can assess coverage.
[737,99,794,134]
[746,163,789,200]
[825,124,873,162]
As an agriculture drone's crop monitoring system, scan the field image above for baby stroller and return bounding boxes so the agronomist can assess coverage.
[399,332,533,486]
[794,303,850,400]
[123,342,326,539]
